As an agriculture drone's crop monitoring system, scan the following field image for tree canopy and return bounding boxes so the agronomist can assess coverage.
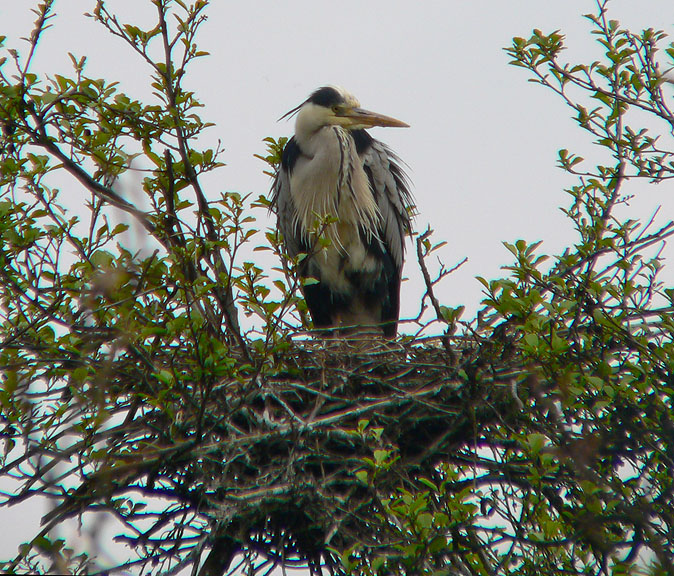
[1,1,673,575]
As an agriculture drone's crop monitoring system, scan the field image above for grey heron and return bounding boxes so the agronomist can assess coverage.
[271,86,413,337]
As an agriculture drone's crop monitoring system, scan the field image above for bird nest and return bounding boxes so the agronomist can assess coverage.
[175,334,525,574]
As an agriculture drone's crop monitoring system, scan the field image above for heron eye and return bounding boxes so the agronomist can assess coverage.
[332,105,341,115]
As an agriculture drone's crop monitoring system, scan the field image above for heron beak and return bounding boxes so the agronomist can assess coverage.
[341,107,409,128]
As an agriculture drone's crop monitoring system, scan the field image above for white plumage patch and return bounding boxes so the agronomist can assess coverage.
[289,125,381,291]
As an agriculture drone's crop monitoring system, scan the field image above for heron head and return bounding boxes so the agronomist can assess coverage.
[282,86,409,135]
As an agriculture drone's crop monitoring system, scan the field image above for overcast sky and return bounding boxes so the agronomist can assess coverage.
[3,1,674,322]
[2,0,674,569]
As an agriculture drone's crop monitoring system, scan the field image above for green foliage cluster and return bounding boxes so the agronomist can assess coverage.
[0,1,673,575]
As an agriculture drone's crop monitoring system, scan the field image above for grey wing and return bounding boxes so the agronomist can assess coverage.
[362,140,414,270]
[271,164,303,258]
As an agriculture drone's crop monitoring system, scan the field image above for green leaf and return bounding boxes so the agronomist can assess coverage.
[355,470,369,485]
[527,433,547,454]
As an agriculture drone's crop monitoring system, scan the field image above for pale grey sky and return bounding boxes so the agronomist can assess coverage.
[2,0,674,569]
[3,1,673,321]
